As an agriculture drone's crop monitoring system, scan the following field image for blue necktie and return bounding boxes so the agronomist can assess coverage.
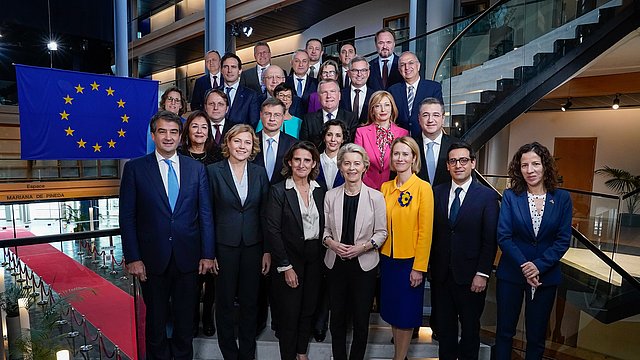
[407,85,415,116]
[449,187,462,225]
[426,141,436,184]
[326,113,333,122]
[296,78,303,98]
[265,138,276,180]
[164,159,179,211]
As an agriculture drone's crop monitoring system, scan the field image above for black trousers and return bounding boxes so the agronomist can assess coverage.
[194,272,215,329]
[273,240,323,360]
[140,255,197,360]
[433,269,487,360]
[215,243,262,360]
[328,259,378,360]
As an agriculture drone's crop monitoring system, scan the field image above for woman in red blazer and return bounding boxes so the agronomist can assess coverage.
[354,90,409,190]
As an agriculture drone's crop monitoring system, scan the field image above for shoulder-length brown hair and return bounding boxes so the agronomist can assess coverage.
[281,141,320,182]
[366,90,399,125]
[160,86,187,116]
[180,110,215,154]
[508,142,559,194]
[221,124,261,161]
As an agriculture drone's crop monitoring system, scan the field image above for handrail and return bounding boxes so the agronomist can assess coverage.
[0,228,121,248]
[621,186,640,201]
[431,0,511,80]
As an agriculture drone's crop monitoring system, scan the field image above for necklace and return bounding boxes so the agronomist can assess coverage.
[188,150,207,161]
[344,186,361,196]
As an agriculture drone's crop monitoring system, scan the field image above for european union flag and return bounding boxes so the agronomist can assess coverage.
[16,65,158,160]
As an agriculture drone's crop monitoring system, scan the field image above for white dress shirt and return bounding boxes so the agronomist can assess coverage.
[422,131,443,167]
[320,152,338,189]
[155,151,181,196]
[322,109,338,123]
[209,72,221,88]
[377,54,395,76]
[230,161,249,206]
[350,84,367,117]
[309,62,321,78]
[262,131,281,164]
[223,81,240,106]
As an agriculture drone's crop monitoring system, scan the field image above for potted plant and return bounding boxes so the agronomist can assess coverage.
[1,283,34,359]
[595,166,640,226]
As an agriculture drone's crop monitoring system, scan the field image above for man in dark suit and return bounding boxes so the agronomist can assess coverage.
[221,53,260,129]
[306,38,323,79]
[204,89,234,163]
[337,43,356,89]
[300,79,358,148]
[389,51,444,136]
[367,28,403,92]
[413,97,460,187]
[240,41,272,94]
[191,50,222,111]
[120,110,215,359]
[285,50,318,118]
[339,56,374,124]
[431,142,499,360]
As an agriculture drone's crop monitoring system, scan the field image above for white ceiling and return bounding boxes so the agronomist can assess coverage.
[577,27,640,77]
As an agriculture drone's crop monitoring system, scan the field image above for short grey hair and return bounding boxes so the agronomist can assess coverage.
[337,143,370,173]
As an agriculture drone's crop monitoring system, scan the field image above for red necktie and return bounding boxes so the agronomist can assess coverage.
[214,124,221,144]
[382,59,389,89]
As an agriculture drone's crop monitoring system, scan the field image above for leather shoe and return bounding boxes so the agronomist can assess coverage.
[203,325,216,337]
[313,330,326,342]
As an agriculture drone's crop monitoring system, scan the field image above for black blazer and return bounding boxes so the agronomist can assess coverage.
[264,181,326,269]
[226,85,260,129]
[191,74,221,111]
[431,181,499,284]
[285,75,318,116]
[300,109,358,148]
[339,86,374,124]
[413,133,460,187]
[367,55,403,92]
[252,131,297,185]
[207,160,270,248]
[239,66,264,94]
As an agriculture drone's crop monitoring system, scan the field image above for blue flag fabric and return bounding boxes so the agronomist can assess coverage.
[16,65,158,160]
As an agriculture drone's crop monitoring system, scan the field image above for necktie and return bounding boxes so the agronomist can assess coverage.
[265,138,276,180]
[407,85,415,116]
[164,159,179,211]
[344,70,350,88]
[326,113,333,122]
[212,75,218,89]
[213,124,221,144]
[309,66,315,78]
[353,89,361,118]
[259,67,266,93]
[225,86,233,101]
[426,141,436,184]
[449,187,462,224]
[382,59,389,88]
[296,78,304,98]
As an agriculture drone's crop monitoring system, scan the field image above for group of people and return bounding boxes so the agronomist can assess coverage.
[120,27,572,360]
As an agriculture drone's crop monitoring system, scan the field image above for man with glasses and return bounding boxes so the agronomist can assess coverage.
[339,56,373,124]
[260,65,303,119]
[430,141,499,360]
[367,28,403,91]
[191,50,222,111]
[389,51,443,136]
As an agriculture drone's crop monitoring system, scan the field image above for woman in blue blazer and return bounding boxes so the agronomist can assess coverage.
[495,142,572,360]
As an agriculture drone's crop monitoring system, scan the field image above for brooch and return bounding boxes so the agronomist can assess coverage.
[398,191,413,207]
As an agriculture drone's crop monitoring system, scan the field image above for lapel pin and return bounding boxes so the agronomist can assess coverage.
[550,199,554,204]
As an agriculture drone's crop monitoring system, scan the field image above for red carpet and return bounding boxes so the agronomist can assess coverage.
[0,229,137,359]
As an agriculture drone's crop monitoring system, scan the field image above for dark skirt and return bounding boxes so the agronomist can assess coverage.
[379,255,424,328]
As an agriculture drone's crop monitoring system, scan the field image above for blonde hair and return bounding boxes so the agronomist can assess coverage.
[367,91,399,125]
[221,124,261,161]
[389,136,421,174]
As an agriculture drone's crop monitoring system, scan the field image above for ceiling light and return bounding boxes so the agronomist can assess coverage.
[47,40,58,51]
[612,94,620,110]
[242,25,253,37]
[561,98,572,111]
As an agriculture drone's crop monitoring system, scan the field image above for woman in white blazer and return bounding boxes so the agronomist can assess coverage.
[322,143,388,360]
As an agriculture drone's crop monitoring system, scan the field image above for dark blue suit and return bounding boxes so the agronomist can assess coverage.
[120,153,214,359]
[191,73,221,111]
[495,189,572,360]
[316,161,345,190]
[285,75,318,117]
[367,55,403,92]
[431,181,499,360]
[339,86,374,124]
[388,79,444,136]
[226,84,260,129]
[253,131,297,185]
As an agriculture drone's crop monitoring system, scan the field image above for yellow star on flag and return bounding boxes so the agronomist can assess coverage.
[107,139,116,148]
[77,139,87,148]
[63,95,73,104]
[93,143,102,152]
[64,127,75,136]
[121,114,129,123]
[106,87,115,96]
[90,81,100,90]
[117,128,126,137]
[75,84,85,93]
[60,110,70,120]
[117,99,126,108]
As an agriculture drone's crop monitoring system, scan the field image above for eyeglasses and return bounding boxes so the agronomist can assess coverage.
[321,70,337,76]
[447,157,472,166]
[265,75,285,81]
[276,93,292,100]
[350,68,369,74]
[399,60,418,68]
[167,97,181,103]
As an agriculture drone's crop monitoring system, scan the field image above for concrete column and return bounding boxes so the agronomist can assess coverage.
[480,125,511,175]
[113,0,129,77]
[205,1,226,53]
[425,0,454,79]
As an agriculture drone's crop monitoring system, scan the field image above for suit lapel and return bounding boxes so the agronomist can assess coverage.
[516,191,536,239]
[439,184,452,226]
[537,192,556,240]
[452,181,476,227]
[285,187,304,231]
[335,189,344,243]
[220,161,242,205]
[354,187,367,238]
[174,155,191,213]
[146,155,171,211]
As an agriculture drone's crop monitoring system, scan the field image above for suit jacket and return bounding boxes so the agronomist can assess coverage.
[285,75,318,116]
[120,153,215,274]
[388,79,444,136]
[496,189,572,286]
[431,181,499,285]
[239,66,264,95]
[367,55,403,92]
[380,174,433,272]
[264,180,326,270]
[207,160,270,248]
[323,184,387,271]
[191,74,221,111]
[413,132,460,187]
[339,86,374,124]
[226,85,260,129]
[209,119,234,163]
[337,67,350,89]
[316,161,345,190]
[355,123,408,190]
[300,109,359,148]
[252,131,297,185]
